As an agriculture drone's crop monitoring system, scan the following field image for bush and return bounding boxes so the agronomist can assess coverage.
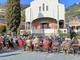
[60,33,67,37]
[58,30,62,35]
[76,32,80,39]
[70,31,77,39]
[58,30,67,37]
[76,36,80,39]
[0,24,6,33]
[22,32,30,37]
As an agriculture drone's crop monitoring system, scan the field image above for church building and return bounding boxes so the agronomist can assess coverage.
[25,0,65,35]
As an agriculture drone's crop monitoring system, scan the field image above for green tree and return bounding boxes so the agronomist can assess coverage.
[20,4,29,10]
[5,0,21,35]
[21,11,25,21]
[0,24,6,33]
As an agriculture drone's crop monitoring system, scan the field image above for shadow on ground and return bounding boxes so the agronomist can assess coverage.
[0,53,20,57]
[0,48,20,54]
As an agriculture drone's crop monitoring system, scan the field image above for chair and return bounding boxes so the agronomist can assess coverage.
[62,41,70,54]
[53,42,60,53]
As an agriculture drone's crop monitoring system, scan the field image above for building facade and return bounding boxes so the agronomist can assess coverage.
[0,7,5,23]
[69,20,80,33]
[25,0,65,35]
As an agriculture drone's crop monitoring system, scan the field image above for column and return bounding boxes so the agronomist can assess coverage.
[57,5,59,29]
[75,26,77,33]
[25,22,27,32]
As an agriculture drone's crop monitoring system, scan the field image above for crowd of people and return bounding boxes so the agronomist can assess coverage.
[0,34,80,55]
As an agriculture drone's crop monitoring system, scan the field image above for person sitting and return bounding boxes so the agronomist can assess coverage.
[32,36,39,51]
[38,36,43,51]
[43,36,50,53]
[18,38,24,51]
[26,36,32,51]
[0,36,3,49]
[61,38,71,54]
[53,38,60,53]
[71,37,79,55]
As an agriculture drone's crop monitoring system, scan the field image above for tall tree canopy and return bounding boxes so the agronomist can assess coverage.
[5,0,21,32]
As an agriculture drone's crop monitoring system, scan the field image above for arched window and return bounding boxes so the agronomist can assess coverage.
[46,6,48,11]
[59,20,64,29]
[39,6,41,11]
[43,4,45,11]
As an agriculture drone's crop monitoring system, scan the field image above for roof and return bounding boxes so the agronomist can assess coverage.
[69,20,80,26]
[0,13,4,17]
[0,23,5,25]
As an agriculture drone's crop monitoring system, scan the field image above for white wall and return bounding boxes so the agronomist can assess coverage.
[58,3,65,20]
[30,0,58,21]
[25,0,65,22]
[25,7,31,22]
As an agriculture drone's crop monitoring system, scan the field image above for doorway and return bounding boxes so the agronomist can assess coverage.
[41,23,49,29]
[59,20,64,29]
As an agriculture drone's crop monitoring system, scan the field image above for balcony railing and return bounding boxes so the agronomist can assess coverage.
[31,29,58,34]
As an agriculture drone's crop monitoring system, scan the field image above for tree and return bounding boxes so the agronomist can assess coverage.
[5,0,21,35]
[21,11,25,21]
[70,31,77,39]
[20,4,29,10]
[0,24,6,33]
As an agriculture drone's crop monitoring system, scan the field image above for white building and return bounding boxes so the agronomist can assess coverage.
[25,0,65,36]
[0,7,5,23]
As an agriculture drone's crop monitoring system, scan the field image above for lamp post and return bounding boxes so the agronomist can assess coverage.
[25,22,27,32]
[67,25,71,38]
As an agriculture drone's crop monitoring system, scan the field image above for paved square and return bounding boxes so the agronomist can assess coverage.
[0,50,80,60]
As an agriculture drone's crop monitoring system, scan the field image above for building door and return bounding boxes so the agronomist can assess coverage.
[42,23,49,29]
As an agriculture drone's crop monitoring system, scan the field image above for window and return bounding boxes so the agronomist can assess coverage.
[46,6,48,11]
[42,23,49,29]
[43,4,45,11]
[39,6,41,11]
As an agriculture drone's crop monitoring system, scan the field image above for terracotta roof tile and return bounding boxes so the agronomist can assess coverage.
[69,20,80,26]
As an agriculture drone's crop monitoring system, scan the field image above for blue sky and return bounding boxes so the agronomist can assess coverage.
[0,0,80,8]
[60,0,80,7]
[0,0,32,5]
